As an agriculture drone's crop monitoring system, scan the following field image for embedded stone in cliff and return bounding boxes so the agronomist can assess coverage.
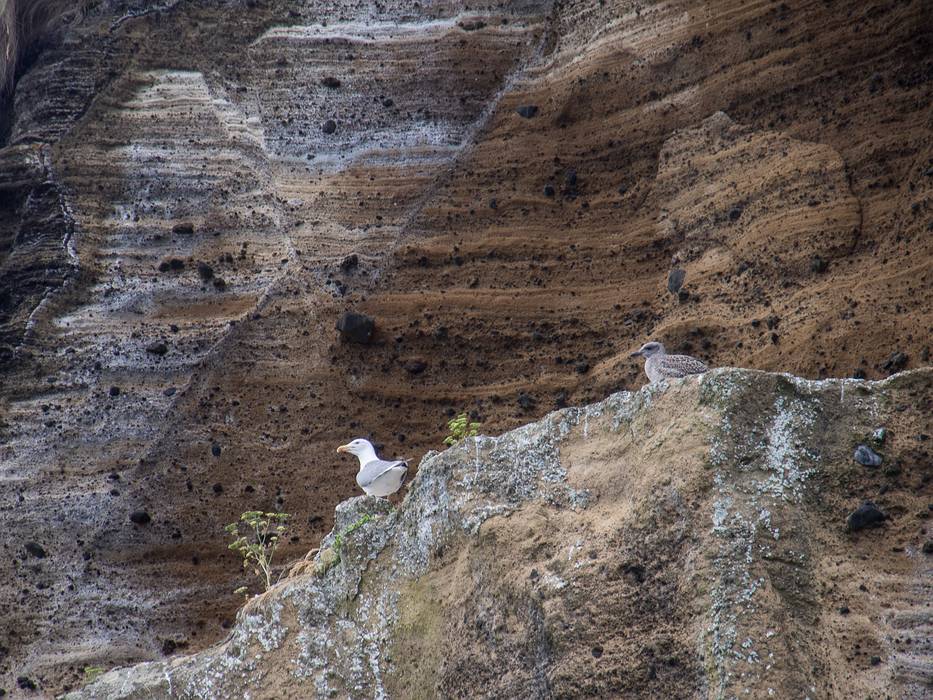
[24,542,46,559]
[846,502,887,532]
[543,183,555,197]
[668,268,686,294]
[321,76,341,89]
[517,392,536,411]
[883,351,908,375]
[336,312,375,344]
[108,386,120,397]
[516,105,538,118]
[339,253,359,271]
[172,222,194,235]
[458,19,486,31]
[810,255,829,273]
[157,258,185,273]
[728,205,743,221]
[129,511,151,526]
[402,359,428,374]
[854,444,882,467]
[146,342,168,356]
[196,262,214,281]
[322,119,337,134]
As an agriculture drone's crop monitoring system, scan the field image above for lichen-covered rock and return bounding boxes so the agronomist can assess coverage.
[67,368,933,699]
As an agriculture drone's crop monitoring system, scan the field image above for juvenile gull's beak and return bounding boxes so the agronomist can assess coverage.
[630,351,643,358]
[336,444,349,453]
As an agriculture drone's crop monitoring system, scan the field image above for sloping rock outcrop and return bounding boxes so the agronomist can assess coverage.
[68,369,933,699]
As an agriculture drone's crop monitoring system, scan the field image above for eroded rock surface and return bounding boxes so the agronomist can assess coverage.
[68,369,933,699]
[1,0,932,694]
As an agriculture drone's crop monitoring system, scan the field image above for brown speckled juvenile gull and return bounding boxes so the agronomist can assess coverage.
[630,341,709,383]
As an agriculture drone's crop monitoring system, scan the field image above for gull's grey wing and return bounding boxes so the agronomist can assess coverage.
[357,459,409,488]
[659,354,708,378]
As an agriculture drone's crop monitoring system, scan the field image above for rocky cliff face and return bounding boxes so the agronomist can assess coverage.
[0,0,931,695]
[67,369,933,699]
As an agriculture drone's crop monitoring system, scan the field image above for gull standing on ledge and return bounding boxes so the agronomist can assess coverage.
[336,438,410,497]
[630,341,709,383]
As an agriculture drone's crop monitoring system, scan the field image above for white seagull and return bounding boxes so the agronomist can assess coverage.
[630,341,709,383]
[336,438,410,497]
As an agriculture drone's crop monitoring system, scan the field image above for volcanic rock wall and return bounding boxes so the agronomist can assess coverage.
[0,0,931,695]
[68,369,933,699]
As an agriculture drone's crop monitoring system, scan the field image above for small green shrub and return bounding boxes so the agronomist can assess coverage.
[444,412,481,446]
[83,666,104,683]
[225,510,290,592]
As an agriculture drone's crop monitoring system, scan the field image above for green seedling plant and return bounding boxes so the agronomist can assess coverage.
[444,412,481,446]
[225,510,290,593]
[83,666,104,684]
[332,513,376,563]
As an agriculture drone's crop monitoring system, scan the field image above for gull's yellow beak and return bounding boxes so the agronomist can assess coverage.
[336,444,349,454]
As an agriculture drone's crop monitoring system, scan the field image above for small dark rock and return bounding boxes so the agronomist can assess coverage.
[196,262,214,281]
[854,444,882,467]
[211,443,221,457]
[846,502,887,532]
[678,289,690,304]
[146,342,168,356]
[212,483,223,494]
[322,119,337,135]
[489,198,497,209]
[667,268,686,294]
[16,677,36,691]
[336,311,375,344]
[617,184,628,195]
[870,655,881,666]
[381,98,394,108]
[810,255,829,273]
[458,19,486,31]
[158,258,185,273]
[172,223,194,235]
[554,390,569,409]
[403,359,428,375]
[516,105,538,118]
[129,511,151,525]
[591,645,603,658]
[321,76,341,88]
[109,386,120,397]
[543,183,555,197]
[852,368,867,379]
[517,393,536,411]
[212,278,227,291]
[574,361,590,374]
[339,253,359,271]
[839,606,850,615]
[161,639,177,656]
[728,205,743,221]
[882,351,908,375]
[24,542,46,559]
[922,541,933,554]
[163,387,176,397]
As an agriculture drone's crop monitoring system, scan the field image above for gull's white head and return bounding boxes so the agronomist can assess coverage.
[336,438,378,462]
[630,341,666,359]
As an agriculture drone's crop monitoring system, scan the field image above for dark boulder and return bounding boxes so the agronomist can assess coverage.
[337,312,375,344]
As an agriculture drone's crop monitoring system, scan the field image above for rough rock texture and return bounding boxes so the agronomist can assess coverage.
[66,369,933,699]
[1,0,932,695]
